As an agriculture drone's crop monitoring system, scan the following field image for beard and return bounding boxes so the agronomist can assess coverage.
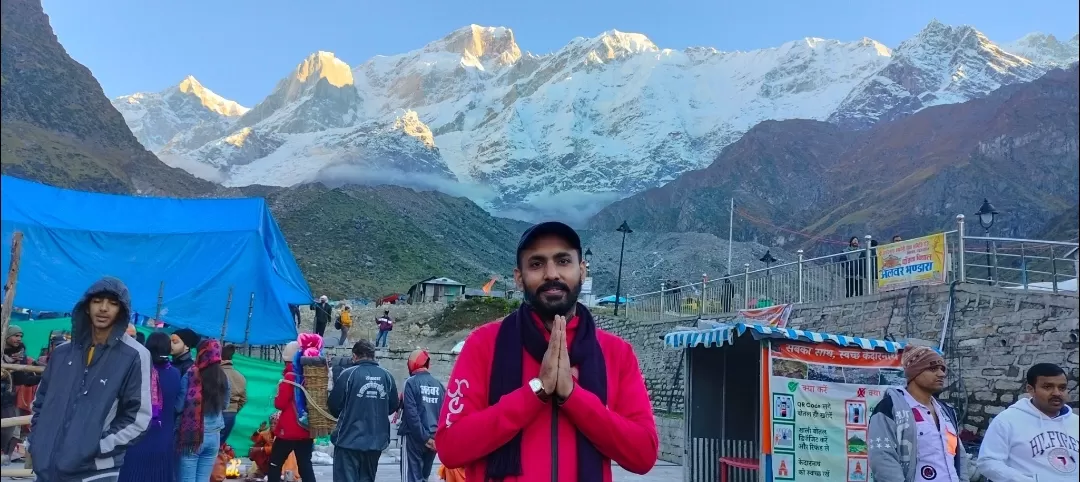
[524,278,583,320]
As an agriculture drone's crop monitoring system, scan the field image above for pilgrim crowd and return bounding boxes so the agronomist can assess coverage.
[3,221,1075,482]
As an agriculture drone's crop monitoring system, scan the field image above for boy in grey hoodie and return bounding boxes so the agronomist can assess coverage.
[868,346,969,482]
[29,277,152,482]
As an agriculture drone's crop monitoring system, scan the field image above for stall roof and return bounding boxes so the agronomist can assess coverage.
[0,176,312,345]
[662,322,909,353]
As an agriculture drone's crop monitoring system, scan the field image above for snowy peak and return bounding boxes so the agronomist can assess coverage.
[173,75,249,117]
[829,20,1050,129]
[234,51,360,133]
[111,75,248,151]
[1004,32,1080,67]
[294,51,354,88]
[426,25,522,67]
[568,30,659,64]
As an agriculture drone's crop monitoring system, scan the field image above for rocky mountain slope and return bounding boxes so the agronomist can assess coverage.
[116,22,1078,220]
[0,0,216,196]
[589,65,1080,251]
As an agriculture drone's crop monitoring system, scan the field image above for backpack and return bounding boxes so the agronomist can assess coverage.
[334,314,342,330]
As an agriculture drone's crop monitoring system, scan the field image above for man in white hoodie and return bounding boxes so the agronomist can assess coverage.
[978,363,1078,482]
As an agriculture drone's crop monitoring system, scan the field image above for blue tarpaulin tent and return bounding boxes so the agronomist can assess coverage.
[0,176,312,344]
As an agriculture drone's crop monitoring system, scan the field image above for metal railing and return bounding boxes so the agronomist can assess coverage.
[622,214,1078,321]
[955,215,1079,293]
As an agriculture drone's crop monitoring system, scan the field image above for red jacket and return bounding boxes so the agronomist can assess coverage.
[434,316,658,481]
[273,362,312,441]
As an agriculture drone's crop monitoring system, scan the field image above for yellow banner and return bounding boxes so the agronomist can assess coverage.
[876,233,947,291]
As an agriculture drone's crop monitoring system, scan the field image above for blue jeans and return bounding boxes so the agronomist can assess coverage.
[375,330,389,347]
[178,430,220,482]
[222,412,237,445]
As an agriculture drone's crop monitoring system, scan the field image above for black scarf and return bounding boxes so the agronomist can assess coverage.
[486,303,607,482]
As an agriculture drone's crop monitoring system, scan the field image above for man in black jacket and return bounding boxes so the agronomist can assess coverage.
[328,340,399,482]
[310,296,333,337]
[398,349,445,482]
[29,277,152,482]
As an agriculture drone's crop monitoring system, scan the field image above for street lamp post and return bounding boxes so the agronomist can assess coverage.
[583,248,594,305]
[975,199,998,284]
[614,221,633,316]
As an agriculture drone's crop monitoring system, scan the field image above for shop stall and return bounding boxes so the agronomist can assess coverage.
[664,322,909,482]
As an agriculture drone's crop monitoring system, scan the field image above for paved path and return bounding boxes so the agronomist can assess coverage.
[304,461,681,481]
[2,458,682,479]
[2,461,681,481]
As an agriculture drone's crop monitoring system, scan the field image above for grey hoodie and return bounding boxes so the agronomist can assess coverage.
[868,387,971,482]
[29,277,152,482]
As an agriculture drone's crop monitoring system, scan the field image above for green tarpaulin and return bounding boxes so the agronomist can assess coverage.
[13,319,283,453]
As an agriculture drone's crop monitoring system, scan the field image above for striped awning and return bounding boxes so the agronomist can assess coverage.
[662,322,908,353]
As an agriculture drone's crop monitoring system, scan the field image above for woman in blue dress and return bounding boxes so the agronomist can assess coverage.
[118,331,181,482]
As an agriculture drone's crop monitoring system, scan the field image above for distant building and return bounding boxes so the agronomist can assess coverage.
[463,288,507,299]
[407,277,466,303]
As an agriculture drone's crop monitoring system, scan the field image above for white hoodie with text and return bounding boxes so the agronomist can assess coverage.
[977,398,1079,482]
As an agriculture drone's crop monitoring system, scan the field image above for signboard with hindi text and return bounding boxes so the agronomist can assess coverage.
[768,341,904,482]
[876,232,948,292]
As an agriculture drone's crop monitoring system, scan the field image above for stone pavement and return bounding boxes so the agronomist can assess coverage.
[306,460,682,481]
[2,461,681,481]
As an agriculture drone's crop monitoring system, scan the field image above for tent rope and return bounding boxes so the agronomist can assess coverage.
[278,379,338,423]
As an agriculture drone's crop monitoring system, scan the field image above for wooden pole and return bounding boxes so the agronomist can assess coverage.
[153,280,165,328]
[243,292,255,348]
[0,232,29,478]
[0,232,25,357]
[220,287,233,342]
[0,415,31,428]
[0,364,43,373]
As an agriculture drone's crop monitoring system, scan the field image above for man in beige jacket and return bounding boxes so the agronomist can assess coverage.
[221,344,248,444]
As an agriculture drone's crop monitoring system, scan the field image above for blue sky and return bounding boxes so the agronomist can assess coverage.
[44,0,1078,106]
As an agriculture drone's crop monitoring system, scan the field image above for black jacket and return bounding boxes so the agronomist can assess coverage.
[397,370,445,444]
[328,359,399,451]
[310,302,333,327]
[29,277,152,481]
[172,350,195,377]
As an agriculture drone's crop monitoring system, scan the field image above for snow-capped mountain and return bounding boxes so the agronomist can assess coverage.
[1004,32,1080,67]
[829,20,1057,129]
[112,76,248,152]
[116,21,1079,220]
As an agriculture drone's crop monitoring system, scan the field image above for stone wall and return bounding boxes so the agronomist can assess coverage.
[595,315,693,464]
[654,413,685,464]
[595,283,1079,463]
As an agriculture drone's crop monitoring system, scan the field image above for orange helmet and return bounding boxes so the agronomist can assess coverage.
[407,349,430,375]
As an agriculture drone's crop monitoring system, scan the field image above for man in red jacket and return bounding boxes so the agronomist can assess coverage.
[435,221,658,482]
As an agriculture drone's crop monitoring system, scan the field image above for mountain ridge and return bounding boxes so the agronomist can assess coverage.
[114,21,1080,221]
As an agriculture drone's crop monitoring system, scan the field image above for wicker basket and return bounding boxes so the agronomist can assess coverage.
[300,357,333,438]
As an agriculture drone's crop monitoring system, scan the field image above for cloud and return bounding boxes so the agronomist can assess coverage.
[494,190,628,227]
[315,164,499,204]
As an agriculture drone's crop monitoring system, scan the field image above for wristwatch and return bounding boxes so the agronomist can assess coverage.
[529,378,551,403]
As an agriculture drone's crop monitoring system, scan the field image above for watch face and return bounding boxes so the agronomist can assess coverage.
[529,378,543,392]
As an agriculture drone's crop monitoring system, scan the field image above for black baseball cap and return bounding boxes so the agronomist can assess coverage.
[517,221,583,260]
